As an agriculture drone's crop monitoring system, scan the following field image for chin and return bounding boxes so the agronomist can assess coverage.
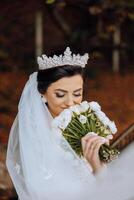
[58,108,65,114]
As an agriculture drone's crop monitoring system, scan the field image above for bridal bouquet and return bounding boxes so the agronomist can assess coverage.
[52,101,119,163]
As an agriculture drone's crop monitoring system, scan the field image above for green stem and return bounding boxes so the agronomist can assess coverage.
[63,128,80,139]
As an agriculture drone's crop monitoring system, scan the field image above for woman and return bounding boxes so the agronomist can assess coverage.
[37,54,107,174]
[6,47,134,200]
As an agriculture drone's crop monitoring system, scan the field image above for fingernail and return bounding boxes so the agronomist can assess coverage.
[106,135,113,140]
[101,138,108,143]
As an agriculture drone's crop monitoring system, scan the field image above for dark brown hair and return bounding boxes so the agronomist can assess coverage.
[37,65,85,94]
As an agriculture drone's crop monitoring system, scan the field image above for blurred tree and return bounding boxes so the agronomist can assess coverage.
[0,0,134,72]
[45,0,134,72]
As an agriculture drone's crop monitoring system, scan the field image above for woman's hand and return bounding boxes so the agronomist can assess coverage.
[81,132,109,174]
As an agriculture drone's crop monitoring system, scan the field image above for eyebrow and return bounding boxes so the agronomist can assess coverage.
[55,88,83,93]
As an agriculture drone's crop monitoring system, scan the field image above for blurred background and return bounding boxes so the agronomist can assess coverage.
[0,0,134,199]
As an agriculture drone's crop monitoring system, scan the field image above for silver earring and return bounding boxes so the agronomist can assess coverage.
[41,95,47,103]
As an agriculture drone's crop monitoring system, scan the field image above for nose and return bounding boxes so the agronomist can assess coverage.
[65,96,74,107]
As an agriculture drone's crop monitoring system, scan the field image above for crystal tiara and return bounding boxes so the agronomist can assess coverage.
[37,47,89,70]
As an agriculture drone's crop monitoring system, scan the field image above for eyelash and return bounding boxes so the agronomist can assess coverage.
[73,94,82,97]
[56,94,82,98]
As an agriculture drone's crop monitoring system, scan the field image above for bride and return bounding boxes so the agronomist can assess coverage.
[6,47,134,200]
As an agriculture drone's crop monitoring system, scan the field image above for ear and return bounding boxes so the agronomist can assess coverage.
[41,95,47,103]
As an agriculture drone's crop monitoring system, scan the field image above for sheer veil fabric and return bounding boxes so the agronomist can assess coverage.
[6,72,134,200]
[6,72,96,200]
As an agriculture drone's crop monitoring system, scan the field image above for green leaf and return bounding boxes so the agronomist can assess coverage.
[63,133,78,140]
[89,118,96,132]
[68,123,83,135]
[70,119,83,130]
[73,118,87,132]
[64,128,80,139]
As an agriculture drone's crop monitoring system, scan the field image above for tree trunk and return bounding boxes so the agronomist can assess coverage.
[35,11,43,57]
[112,26,121,73]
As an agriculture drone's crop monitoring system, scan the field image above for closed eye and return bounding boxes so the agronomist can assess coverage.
[73,93,82,97]
[55,93,65,98]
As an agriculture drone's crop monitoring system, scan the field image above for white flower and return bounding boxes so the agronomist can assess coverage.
[80,101,89,112]
[52,109,72,130]
[103,129,111,134]
[95,111,106,122]
[95,111,117,134]
[70,104,81,115]
[95,110,112,128]
[89,101,101,112]
[108,121,117,134]
[102,116,111,126]
[79,115,87,124]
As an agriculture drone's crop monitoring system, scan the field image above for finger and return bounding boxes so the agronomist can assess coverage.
[93,138,107,155]
[84,135,108,147]
[84,137,103,157]
[81,134,98,152]
[81,136,96,153]
[106,134,113,140]
[105,140,110,145]
[82,135,109,156]
[83,132,97,141]
[81,137,86,152]
[86,137,108,158]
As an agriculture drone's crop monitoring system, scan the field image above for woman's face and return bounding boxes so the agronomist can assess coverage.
[44,75,83,117]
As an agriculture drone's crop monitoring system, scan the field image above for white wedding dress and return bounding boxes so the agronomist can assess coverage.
[6,72,134,200]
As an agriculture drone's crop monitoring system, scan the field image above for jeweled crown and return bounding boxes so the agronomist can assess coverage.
[37,47,89,70]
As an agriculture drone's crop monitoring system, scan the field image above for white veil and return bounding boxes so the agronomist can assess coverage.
[6,72,134,200]
[6,72,96,200]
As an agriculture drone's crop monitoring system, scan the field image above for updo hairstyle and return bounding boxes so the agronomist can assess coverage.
[37,65,85,94]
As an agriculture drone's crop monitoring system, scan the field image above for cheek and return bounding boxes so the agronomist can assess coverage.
[75,96,83,103]
[78,97,83,103]
[49,95,64,107]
